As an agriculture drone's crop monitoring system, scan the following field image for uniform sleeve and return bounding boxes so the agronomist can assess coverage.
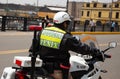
[63,33,91,55]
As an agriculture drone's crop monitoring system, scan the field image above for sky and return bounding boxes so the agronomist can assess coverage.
[0,0,118,7]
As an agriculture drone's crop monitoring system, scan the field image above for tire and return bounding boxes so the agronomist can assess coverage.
[98,76,102,79]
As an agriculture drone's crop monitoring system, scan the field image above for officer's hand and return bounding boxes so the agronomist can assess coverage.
[91,48,104,62]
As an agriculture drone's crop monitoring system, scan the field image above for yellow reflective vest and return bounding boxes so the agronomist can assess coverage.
[40,27,66,49]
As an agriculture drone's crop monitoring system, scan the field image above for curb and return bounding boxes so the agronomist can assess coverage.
[71,32,120,35]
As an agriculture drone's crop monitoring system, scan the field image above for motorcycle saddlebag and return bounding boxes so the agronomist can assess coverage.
[1,67,16,79]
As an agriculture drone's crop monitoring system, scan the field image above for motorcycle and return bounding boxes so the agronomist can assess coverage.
[1,26,117,79]
[69,35,117,79]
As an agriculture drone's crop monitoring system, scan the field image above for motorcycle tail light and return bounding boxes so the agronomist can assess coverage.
[29,25,42,31]
[16,71,26,79]
[15,60,22,66]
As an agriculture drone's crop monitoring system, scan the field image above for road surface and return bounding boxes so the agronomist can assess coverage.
[0,31,120,79]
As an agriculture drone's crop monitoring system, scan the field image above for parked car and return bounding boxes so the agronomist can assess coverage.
[17,20,41,31]
[7,21,18,30]
[17,23,24,31]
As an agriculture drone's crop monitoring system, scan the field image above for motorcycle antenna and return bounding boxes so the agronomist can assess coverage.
[29,25,42,79]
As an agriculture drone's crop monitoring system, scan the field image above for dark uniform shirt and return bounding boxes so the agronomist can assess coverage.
[29,26,91,62]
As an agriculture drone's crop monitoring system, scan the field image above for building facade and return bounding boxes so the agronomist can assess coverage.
[68,1,83,22]
[80,1,120,25]
[37,6,66,18]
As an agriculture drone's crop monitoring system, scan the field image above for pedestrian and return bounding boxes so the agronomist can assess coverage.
[111,21,115,32]
[89,19,96,32]
[41,18,45,28]
[84,20,89,32]
[115,22,119,31]
[45,15,50,27]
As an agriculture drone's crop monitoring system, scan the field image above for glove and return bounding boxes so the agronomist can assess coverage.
[90,48,100,55]
[90,48,105,62]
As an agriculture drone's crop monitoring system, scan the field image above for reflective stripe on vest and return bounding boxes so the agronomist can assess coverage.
[40,27,66,49]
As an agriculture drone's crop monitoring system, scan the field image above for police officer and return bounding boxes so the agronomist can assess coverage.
[29,12,100,79]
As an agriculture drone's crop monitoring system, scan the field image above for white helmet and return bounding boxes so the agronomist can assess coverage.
[53,12,71,24]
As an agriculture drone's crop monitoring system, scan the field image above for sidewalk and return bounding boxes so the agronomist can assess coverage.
[74,24,120,32]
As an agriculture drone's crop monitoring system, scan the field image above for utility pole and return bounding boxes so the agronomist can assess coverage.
[37,0,39,7]
[110,0,113,23]
[66,0,69,12]
[6,0,8,15]
[36,0,39,17]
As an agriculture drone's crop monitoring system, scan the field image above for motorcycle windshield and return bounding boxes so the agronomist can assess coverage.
[73,34,99,59]
[79,34,99,49]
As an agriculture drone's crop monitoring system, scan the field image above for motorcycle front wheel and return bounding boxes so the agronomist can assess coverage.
[98,76,102,79]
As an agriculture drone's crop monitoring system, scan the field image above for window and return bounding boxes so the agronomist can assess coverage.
[103,4,107,8]
[86,3,90,7]
[94,3,97,7]
[87,11,90,17]
[115,3,119,8]
[82,11,84,16]
[98,12,101,17]
[116,12,119,19]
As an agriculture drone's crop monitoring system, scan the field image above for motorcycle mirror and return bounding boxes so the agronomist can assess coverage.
[108,42,117,48]
[29,25,42,31]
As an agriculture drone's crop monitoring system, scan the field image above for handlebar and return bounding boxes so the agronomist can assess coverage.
[104,54,111,58]
[86,51,111,62]
[92,51,111,62]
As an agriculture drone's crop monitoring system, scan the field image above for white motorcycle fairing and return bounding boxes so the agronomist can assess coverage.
[1,67,15,79]
[81,62,101,79]
[69,55,101,79]
[69,35,102,79]
[69,55,89,72]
